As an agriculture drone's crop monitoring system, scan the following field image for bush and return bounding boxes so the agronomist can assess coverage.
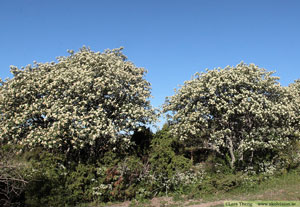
[24,150,70,206]
[148,125,192,195]
[23,149,151,204]
[0,145,28,207]
[92,156,151,201]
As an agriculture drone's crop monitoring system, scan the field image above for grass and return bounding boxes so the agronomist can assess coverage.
[99,167,300,207]
[220,168,300,201]
[196,167,300,205]
[154,167,300,207]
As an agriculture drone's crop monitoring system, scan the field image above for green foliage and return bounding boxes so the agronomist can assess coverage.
[22,149,149,205]
[19,129,298,206]
[277,140,300,171]
[24,150,70,206]
[66,163,98,204]
[149,125,192,194]
[201,172,245,194]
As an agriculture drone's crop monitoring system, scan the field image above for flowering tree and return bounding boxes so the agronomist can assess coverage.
[0,47,157,152]
[164,63,300,170]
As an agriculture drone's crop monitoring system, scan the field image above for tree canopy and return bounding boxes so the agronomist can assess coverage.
[164,63,300,170]
[0,47,157,152]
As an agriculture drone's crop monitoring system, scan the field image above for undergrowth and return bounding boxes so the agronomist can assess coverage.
[1,126,300,206]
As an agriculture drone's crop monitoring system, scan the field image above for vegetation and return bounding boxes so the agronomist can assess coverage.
[164,63,300,171]
[0,47,157,153]
[0,145,27,207]
[0,48,300,206]
[127,167,300,207]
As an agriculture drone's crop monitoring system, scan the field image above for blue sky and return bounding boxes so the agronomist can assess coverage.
[1,0,300,127]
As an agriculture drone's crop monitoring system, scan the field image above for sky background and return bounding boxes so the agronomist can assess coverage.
[1,0,300,128]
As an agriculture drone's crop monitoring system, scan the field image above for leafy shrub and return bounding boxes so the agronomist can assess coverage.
[22,148,150,205]
[277,140,300,171]
[148,125,192,195]
[65,163,99,204]
[92,156,151,201]
[0,145,28,207]
[24,150,70,206]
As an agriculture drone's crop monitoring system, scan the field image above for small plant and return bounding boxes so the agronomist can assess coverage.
[148,125,192,196]
[24,150,70,206]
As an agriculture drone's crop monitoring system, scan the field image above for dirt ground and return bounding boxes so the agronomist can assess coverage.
[109,197,224,207]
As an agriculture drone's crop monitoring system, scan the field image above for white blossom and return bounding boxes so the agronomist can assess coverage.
[0,47,157,152]
[164,63,300,168]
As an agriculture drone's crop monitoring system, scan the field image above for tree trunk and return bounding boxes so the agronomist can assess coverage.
[227,137,236,169]
[190,150,194,163]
